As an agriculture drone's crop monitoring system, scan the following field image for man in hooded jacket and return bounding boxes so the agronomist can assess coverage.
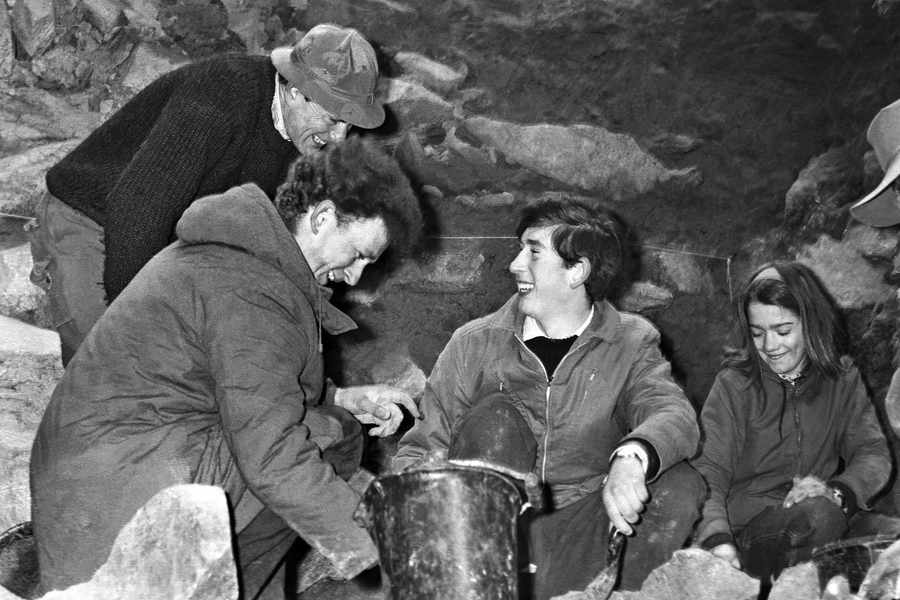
[30,138,423,598]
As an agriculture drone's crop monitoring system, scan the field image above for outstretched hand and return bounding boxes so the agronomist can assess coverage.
[602,455,649,536]
[783,474,833,508]
[334,385,420,437]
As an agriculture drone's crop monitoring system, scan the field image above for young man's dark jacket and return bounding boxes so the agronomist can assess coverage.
[45,54,297,302]
[30,184,376,591]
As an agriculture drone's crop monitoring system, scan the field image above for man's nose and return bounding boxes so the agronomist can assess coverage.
[329,122,350,143]
[509,249,525,273]
[344,262,364,286]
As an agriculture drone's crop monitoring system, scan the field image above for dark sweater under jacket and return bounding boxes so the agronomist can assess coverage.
[46,54,297,301]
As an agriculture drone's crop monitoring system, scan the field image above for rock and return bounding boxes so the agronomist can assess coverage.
[796,234,894,309]
[380,77,455,130]
[650,251,714,295]
[636,548,759,600]
[857,538,900,600]
[453,191,517,208]
[618,281,674,314]
[392,51,467,94]
[648,133,703,155]
[30,45,94,90]
[820,574,853,600]
[0,2,14,79]
[0,243,48,326]
[79,0,126,34]
[843,222,900,262]
[783,146,860,240]
[462,116,701,199]
[391,246,486,293]
[117,41,190,95]
[158,0,244,57]
[0,315,62,533]
[0,87,103,154]
[40,484,238,599]
[769,561,820,600]
[10,0,56,58]
[219,0,268,54]
[0,140,79,218]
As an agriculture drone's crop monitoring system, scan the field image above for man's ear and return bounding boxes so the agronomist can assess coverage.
[568,257,591,288]
[310,200,336,235]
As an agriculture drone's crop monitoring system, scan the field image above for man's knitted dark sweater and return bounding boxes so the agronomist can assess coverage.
[46,54,298,302]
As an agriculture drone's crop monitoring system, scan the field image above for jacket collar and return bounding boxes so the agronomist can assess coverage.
[491,294,622,343]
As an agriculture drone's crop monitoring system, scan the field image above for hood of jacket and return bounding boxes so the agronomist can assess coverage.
[176,183,355,335]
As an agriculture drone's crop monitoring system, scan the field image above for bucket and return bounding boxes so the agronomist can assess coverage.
[359,465,523,600]
[811,534,899,592]
[0,521,39,599]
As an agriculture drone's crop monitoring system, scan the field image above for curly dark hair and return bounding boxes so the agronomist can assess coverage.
[514,195,630,301]
[725,261,848,379]
[274,137,422,255]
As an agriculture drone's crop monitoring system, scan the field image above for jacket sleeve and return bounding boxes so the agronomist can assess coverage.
[692,373,745,545]
[391,328,479,472]
[102,81,239,301]
[205,287,376,579]
[621,326,700,477]
[832,368,892,510]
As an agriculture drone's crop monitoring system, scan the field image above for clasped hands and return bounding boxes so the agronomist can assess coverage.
[334,385,420,437]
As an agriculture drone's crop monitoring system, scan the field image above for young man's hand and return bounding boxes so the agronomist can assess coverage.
[334,385,420,437]
[783,475,831,508]
[602,454,649,535]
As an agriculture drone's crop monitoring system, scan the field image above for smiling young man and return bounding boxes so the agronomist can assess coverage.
[29,23,384,364]
[393,196,704,598]
[30,139,423,598]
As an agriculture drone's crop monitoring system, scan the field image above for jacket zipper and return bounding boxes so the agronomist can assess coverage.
[514,336,587,482]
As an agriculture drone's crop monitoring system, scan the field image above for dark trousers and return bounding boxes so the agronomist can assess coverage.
[523,461,704,599]
[448,395,705,599]
[736,496,847,584]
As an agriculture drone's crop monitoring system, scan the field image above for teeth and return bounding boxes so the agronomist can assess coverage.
[327,271,335,282]
[313,135,325,147]
[517,283,533,293]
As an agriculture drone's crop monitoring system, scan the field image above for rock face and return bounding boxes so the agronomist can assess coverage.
[0,244,49,327]
[40,484,238,600]
[462,117,701,199]
[0,316,61,534]
[631,549,759,600]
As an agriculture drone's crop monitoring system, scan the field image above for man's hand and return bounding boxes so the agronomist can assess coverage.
[783,475,832,508]
[334,385,420,437]
[710,543,741,569]
[602,455,649,536]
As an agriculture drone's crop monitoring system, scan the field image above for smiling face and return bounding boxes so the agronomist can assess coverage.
[281,87,350,154]
[508,225,578,326]
[747,301,808,378]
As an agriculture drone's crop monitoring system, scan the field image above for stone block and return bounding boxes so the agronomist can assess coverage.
[0,315,61,533]
[463,116,700,200]
[769,561,820,600]
[619,280,674,314]
[379,76,455,130]
[392,51,467,95]
[0,140,79,217]
[636,548,759,600]
[10,0,55,58]
[796,234,894,309]
[0,2,13,79]
[40,484,238,599]
[0,243,48,327]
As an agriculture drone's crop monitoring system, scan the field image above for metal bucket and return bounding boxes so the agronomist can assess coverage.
[811,534,899,592]
[359,465,523,600]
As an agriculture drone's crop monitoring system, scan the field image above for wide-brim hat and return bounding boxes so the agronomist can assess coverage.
[271,23,385,129]
[850,98,900,227]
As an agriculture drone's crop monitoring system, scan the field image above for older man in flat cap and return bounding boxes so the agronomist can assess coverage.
[29,23,385,365]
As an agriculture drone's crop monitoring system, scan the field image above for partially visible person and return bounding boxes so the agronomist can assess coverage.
[692,261,891,584]
[29,23,385,364]
[392,196,704,598]
[30,138,422,599]
[850,97,900,441]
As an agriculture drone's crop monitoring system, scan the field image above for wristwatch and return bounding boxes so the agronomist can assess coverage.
[830,486,847,514]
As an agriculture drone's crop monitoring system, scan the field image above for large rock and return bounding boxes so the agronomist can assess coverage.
[462,116,701,199]
[783,146,861,241]
[796,234,894,309]
[380,77,455,130]
[0,140,79,217]
[0,87,102,154]
[40,484,238,599]
[630,548,759,600]
[392,51,467,95]
[0,243,48,327]
[0,2,14,79]
[619,280,674,314]
[0,315,61,533]
[117,41,190,96]
[390,246,486,293]
[769,562,820,600]
[9,0,55,58]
